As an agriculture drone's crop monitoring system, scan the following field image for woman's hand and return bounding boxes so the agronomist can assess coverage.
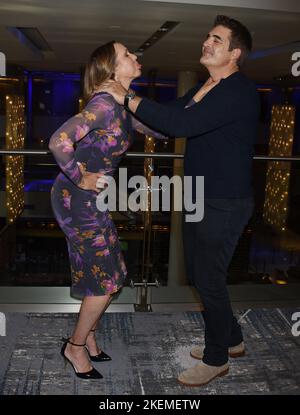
[77,162,109,193]
[98,80,128,105]
[193,77,220,103]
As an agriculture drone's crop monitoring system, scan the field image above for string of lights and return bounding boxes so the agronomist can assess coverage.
[263,105,295,232]
[78,97,84,112]
[5,95,25,224]
[144,135,155,227]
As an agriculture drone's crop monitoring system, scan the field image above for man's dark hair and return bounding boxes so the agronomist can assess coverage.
[214,15,252,67]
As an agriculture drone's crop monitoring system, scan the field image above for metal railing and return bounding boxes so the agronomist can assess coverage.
[1,149,300,310]
[1,149,300,161]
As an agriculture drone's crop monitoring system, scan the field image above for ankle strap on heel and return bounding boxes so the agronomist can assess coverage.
[61,337,86,347]
[68,339,86,347]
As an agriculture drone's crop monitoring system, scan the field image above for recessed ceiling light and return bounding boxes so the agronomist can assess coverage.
[135,21,180,54]
[8,27,52,52]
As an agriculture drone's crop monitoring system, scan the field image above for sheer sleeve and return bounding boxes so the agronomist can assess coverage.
[130,114,167,140]
[49,93,116,185]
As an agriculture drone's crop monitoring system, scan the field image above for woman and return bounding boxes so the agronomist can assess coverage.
[49,41,164,379]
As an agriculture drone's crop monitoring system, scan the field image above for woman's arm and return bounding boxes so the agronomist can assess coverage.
[48,93,115,189]
[131,115,167,139]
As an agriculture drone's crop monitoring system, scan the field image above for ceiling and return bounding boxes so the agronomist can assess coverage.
[0,0,300,83]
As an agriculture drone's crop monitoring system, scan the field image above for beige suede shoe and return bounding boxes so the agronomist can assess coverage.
[178,361,229,387]
[190,341,245,360]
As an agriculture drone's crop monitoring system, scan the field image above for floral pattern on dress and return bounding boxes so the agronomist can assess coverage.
[49,92,166,298]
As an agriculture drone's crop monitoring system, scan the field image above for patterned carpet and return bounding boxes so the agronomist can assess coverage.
[0,309,299,395]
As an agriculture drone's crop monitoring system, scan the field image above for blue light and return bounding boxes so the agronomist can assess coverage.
[30,71,81,81]
[25,179,54,192]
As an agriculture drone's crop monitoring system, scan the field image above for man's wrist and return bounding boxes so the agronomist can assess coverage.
[124,91,136,110]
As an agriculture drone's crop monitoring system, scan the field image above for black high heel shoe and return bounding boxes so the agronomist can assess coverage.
[86,329,112,362]
[61,338,103,379]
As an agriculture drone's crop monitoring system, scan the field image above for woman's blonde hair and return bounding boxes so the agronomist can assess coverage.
[83,41,116,102]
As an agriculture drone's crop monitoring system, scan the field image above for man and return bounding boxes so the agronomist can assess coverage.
[103,15,260,387]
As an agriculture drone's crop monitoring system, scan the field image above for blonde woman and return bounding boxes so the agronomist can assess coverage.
[49,41,164,379]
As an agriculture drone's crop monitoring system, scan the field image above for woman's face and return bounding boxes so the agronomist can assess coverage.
[113,43,142,83]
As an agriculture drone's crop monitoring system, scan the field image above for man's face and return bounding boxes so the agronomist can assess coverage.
[200,25,237,69]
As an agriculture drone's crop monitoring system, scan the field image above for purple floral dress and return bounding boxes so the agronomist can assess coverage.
[49,92,164,298]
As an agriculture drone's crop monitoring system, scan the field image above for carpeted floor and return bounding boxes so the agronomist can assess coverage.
[0,308,299,395]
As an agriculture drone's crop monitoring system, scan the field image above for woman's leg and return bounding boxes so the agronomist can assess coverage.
[86,294,114,355]
[64,294,111,372]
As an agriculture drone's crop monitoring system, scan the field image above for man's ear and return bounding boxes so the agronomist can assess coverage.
[231,48,241,64]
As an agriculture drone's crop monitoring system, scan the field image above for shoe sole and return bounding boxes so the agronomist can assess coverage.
[190,349,245,360]
[178,368,229,387]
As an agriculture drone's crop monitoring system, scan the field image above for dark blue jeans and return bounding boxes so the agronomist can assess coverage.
[183,197,255,366]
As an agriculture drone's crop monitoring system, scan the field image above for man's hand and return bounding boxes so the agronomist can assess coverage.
[77,162,109,193]
[99,80,128,105]
[193,77,220,103]
[98,81,142,113]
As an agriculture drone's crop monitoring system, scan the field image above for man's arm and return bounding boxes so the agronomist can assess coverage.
[99,78,243,138]
[128,84,241,138]
[126,82,200,114]
[162,83,200,109]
